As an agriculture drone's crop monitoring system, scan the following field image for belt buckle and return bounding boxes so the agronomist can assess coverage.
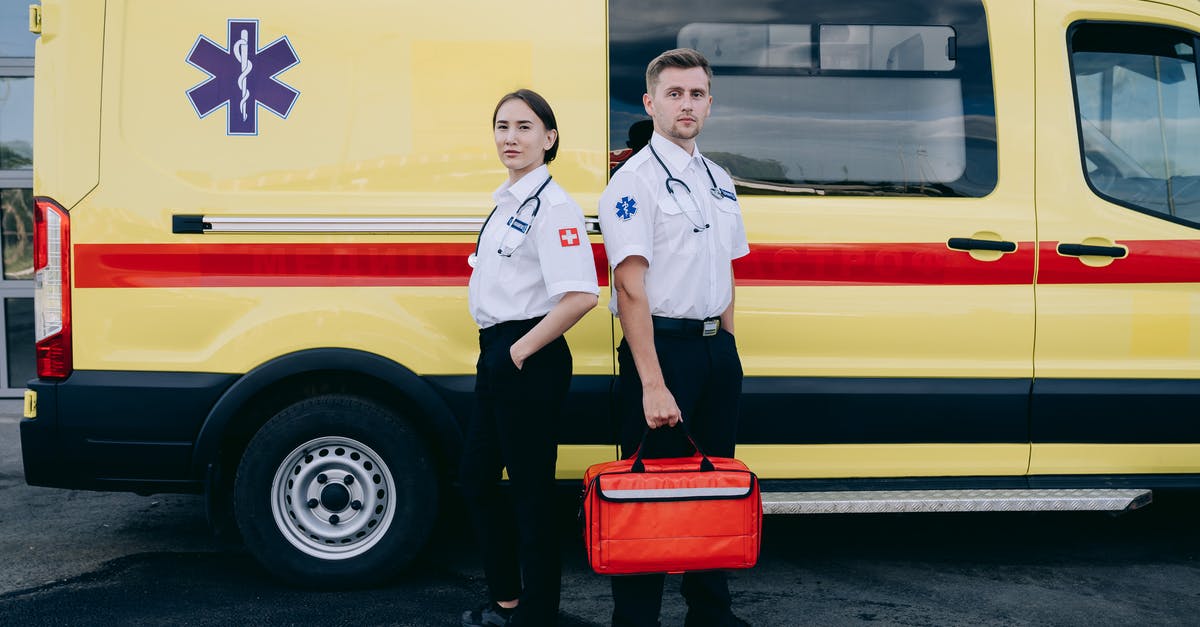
[702,319,719,337]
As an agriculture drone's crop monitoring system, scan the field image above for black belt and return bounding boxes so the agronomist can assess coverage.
[480,316,544,342]
[651,315,721,337]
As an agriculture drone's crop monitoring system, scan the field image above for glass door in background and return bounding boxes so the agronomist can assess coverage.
[0,9,37,397]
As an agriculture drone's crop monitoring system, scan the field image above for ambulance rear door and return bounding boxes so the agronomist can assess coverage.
[1031,0,1200,481]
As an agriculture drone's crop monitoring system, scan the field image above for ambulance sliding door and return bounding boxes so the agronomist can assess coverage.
[1032,0,1200,479]
[608,0,1035,479]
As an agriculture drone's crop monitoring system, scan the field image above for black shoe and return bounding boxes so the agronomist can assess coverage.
[461,602,514,627]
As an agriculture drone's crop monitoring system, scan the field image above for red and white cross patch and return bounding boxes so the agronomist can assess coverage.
[558,228,580,247]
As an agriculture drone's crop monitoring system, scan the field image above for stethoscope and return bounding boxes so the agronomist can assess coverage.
[467,176,553,268]
[648,142,722,233]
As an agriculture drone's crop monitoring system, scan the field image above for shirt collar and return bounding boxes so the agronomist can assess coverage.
[649,132,704,174]
[493,164,550,204]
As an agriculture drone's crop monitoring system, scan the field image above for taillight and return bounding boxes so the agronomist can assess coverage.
[34,197,71,379]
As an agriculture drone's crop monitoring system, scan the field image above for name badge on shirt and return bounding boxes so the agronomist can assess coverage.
[507,217,530,233]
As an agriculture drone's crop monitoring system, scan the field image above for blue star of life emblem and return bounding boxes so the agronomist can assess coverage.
[615,196,638,221]
[186,19,300,136]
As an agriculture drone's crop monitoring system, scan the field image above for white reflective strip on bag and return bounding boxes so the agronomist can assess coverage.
[601,486,749,500]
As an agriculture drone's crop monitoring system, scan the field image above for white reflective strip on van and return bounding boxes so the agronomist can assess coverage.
[195,216,603,234]
[601,486,748,499]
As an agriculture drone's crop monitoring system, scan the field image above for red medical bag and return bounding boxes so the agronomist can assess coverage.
[582,433,762,575]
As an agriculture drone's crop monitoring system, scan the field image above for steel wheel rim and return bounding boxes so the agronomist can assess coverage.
[270,436,397,560]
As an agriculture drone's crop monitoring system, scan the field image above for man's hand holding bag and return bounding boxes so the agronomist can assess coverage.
[581,425,762,575]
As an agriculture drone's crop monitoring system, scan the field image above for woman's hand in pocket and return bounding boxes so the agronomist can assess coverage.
[509,343,527,370]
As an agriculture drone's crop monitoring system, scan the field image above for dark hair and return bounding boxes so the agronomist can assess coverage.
[645,48,713,95]
[492,89,560,164]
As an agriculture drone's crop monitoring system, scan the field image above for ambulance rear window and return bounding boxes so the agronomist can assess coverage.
[609,0,997,198]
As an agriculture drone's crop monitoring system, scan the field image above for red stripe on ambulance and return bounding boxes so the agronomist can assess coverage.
[733,242,1036,286]
[1036,240,1200,284]
[73,239,1200,288]
[74,243,611,288]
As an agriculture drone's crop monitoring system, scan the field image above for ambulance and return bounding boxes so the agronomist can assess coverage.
[22,0,1200,585]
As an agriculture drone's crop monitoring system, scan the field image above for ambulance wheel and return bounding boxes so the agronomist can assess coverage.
[233,394,436,588]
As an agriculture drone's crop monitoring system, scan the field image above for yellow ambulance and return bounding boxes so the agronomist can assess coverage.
[22,0,1200,585]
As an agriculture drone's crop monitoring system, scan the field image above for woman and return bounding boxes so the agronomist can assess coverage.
[460,89,599,627]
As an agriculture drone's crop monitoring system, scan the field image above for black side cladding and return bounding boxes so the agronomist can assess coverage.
[22,370,237,492]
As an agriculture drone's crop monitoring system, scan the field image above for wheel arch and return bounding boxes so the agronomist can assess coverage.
[192,348,464,486]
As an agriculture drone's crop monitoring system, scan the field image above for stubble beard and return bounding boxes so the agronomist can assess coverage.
[666,120,701,142]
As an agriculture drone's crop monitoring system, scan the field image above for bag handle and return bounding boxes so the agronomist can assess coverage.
[630,420,715,473]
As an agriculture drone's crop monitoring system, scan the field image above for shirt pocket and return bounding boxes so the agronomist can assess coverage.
[712,196,745,257]
[479,221,530,287]
[654,189,703,256]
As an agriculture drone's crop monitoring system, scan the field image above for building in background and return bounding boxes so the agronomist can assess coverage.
[0,6,35,397]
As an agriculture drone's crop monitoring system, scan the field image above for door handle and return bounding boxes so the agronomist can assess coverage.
[947,237,1017,253]
[1056,243,1126,258]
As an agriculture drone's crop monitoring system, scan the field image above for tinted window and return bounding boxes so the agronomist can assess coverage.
[4,297,31,387]
[0,77,32,170]
[1,188,31,280]
[1070,23,1200,226]
[609,0,997,197]
[0,6,35,58]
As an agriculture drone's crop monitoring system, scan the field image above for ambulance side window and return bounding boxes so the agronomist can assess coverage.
[608,0,998,198]
[1070,23,1200,227]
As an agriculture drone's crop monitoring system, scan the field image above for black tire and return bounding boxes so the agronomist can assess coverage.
[233,394,436,588]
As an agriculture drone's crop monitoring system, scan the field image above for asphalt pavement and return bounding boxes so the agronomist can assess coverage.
[3,400,1200,625]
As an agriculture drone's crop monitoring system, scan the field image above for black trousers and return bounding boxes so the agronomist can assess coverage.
[460,317,571,626]
[611,327,743,627]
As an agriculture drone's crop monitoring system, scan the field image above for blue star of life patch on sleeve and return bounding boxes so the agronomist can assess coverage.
[615,196,638,221]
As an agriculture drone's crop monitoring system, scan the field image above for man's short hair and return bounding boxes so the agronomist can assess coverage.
[645,48,713,95]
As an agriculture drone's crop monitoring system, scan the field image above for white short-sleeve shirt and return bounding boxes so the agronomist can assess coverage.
[598,132,750,319]
[468,165,600,328]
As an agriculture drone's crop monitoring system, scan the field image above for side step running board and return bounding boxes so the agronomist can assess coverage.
[761,488,1152,515]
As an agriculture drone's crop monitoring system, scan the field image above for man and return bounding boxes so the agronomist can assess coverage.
[598,48,751,627]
